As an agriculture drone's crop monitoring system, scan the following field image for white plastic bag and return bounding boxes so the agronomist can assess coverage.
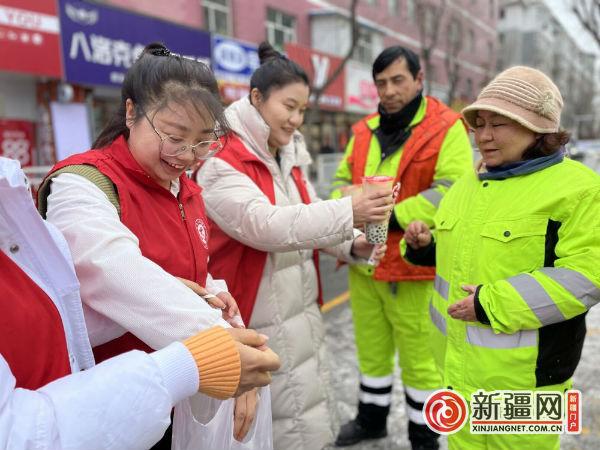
[171,387,273,450]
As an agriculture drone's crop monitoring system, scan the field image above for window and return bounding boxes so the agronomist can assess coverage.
[266,8,296,51]
[407,0,415,20]
[466,78,473,98]
[428,64,437,83]
[468,29,475,52]
[365,0,378,4]
[489,0,495,19]
[388,0,399,15]
[353,29,373,64]
[203,0,231,35]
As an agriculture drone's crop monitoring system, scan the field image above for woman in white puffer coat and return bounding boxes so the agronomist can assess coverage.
[195,42,393,450]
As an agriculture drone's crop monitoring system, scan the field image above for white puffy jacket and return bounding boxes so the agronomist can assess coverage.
[197,97,362,450]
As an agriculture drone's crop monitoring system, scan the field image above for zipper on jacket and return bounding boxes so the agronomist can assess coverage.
[178,202,186,220]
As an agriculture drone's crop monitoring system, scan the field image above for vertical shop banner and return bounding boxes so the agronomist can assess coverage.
[58,0,211,87]
[0,0,61,77]
[211,35,259,103]
[345,60,379,114]
[0,119,34,167]
[50,102,91,161]
[285,44,345,111]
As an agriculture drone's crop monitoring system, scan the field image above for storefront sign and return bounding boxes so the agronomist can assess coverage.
[0,119,34,167]
[285,43,345,111]
[211,36,258,103]
[345,60,379,114]
[0,0,61,77]
[58,0,211,87]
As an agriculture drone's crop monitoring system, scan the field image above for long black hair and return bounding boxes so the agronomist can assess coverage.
[249,41,309,101]
[93,42,228,149]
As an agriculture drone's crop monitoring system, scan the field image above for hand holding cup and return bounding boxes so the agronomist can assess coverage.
[351,180,393,228]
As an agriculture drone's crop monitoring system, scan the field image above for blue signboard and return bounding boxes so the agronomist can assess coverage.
[211,35,259,85]
[58,0,211,87]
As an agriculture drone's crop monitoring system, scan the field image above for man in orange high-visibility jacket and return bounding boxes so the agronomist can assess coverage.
[331,46,473,449]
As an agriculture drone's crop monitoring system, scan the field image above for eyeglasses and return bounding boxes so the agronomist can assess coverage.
[144,113,222,160]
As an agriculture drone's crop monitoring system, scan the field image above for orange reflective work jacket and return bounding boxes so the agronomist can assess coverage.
[349,96,462,282]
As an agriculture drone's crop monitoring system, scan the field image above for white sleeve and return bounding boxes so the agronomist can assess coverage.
[320,228,367,264]
[197,158,355,252]
[46,173,228,350]
[0,343,198,450]
[301,171,364,263]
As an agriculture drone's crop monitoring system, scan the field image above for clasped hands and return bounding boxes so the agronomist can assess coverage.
[405,221,478,322]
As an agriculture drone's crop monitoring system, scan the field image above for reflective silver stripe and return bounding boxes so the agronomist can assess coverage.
[407,403,427,424]
[466,326,537,349]
[434,274,449,300]
[359,392,392,406]
[429,301,447,335]
[420,188,443,207]
[507,274,566,325]
[360,374,393,388]
[432,179,453,188]
[539,267,600,309]
[405,386,436,403]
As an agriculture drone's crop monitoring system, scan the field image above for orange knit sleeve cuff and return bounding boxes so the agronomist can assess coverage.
[183,326,241,399]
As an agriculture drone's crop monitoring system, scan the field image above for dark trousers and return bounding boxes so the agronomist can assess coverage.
[150,422,173,449]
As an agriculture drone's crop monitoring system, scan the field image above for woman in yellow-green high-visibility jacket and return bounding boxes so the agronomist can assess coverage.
[404,66,600,450]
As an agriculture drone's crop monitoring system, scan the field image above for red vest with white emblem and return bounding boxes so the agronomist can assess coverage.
[45,136,210,362]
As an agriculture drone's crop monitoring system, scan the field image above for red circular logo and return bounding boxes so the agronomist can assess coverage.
[423,389,468,435]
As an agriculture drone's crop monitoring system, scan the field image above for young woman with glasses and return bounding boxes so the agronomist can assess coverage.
[38,43,276,448]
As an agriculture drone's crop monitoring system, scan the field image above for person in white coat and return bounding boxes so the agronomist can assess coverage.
[196,42,392,450]
[0,156,280,450]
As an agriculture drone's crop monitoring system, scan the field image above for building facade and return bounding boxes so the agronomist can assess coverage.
[0,0,499,182]
[498,0,599,138]
[105,0,498,153]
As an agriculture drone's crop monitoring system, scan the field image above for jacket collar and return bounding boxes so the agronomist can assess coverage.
[366,96,428,132]
[478,149,565,181]
[109,135,200,200]
[0,157,27,189]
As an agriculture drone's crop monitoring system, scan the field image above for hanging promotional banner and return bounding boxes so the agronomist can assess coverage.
[0,0,61,77]
[345,60,379,114]
[211,35,259,103]
[58,0,211,87]
[285,43,345,111]
[0,119,35,167]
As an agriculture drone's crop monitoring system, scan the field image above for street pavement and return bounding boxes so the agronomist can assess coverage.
[319,254,600,449]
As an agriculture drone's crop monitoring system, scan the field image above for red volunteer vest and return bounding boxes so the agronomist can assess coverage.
[45,136,210,362]
[0,250,71,389]
[349,96,462,282]
[206,134,322,326]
